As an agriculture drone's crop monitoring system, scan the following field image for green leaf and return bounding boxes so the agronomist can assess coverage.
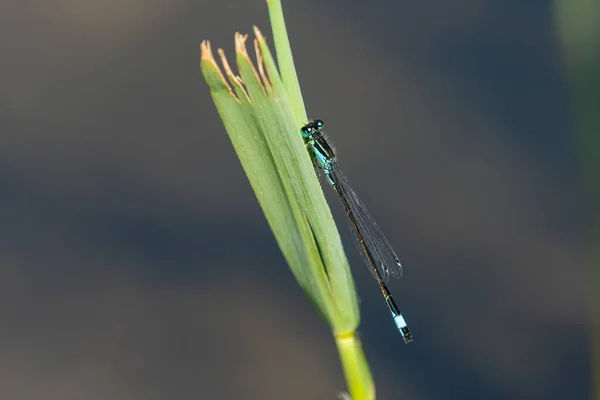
[266,0,307,125]
[200,2,376,396]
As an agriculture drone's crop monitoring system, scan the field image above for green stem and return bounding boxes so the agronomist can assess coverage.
[335,334,375,400]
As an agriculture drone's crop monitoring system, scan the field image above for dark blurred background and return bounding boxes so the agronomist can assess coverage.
[0,1,586,399]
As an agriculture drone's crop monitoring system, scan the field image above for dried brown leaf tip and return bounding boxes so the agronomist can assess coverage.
[217,46,249,103]
[200,40,239,102]
[235,33,268,98]
[200,28,276,103]
[255,37,273,95]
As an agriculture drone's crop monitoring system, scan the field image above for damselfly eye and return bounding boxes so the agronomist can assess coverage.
[314,119,324,129]
[301,125,313,137]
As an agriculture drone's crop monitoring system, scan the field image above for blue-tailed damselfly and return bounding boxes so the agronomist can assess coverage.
[301,119,413,344]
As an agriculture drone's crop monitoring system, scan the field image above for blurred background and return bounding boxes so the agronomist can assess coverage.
[0,1,588,399]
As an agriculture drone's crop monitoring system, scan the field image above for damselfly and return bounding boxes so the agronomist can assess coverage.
[301,119,413,343]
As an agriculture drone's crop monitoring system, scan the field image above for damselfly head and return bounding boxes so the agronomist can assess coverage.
[301,119,325,138]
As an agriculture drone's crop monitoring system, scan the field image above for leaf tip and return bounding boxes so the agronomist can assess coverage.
[218,47,250,103]
[253,26,266,43]
[200,40,215,65]
[254,38,274,94]
[235,32,250,58]
[200,40,240,103]
[235,32,268,98]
